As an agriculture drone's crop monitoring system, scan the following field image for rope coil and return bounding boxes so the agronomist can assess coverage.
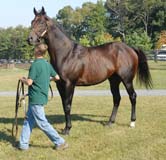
[12,80,27,138]
[11,80,53,138]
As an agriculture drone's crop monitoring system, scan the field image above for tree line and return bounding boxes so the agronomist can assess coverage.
[0,0,166,61]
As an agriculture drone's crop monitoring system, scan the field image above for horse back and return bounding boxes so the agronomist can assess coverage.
[61,42,138,86]
[75,42,117,85]
[76,42,138,85]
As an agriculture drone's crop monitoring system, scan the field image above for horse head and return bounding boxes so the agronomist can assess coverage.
[28,7,52,45]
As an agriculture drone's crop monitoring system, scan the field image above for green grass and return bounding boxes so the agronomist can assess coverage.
[0,96,166,160]
[0,68,29,91]
[0,61,166,91]
[0,61,165,159]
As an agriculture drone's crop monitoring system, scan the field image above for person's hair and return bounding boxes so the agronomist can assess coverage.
[34,44,48,55]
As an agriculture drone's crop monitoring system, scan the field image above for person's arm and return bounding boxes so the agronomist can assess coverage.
[20,77,33,86]
[49,63,60,81]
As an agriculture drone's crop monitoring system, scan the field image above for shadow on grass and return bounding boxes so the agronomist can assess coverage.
[0,114,108,125]
[0,113,109,145]
[0,130,16,146]
[47,114,108,124]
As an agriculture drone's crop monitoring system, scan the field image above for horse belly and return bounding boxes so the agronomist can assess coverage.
[76,63,114,86]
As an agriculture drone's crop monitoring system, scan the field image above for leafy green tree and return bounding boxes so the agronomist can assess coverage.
[56,1,107,44]
[0,26,33,61]
[126,31,152,51]
[56,6,75,38]
[79,35,90,46]
[56,2,97,40]
[105,0,131,41]
[77,1,107,45]
[79,32,121,46]
[105,0,166,47]
[17,26,34,60]
[0,28,13,60]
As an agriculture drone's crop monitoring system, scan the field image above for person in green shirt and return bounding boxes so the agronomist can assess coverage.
[18,44,68,150]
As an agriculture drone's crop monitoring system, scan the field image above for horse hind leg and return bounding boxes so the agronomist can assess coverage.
[107,75,121,126]
[123,80,137,128]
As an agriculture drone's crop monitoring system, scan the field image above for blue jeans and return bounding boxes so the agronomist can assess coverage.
[19,104,65,150]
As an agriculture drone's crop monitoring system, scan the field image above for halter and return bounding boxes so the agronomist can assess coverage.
[40,29,47,37]
[32,20,48,40]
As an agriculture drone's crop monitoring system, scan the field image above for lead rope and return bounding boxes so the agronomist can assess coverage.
[12,80,53,139]
[12,80,27,139]
[49,84,53,100]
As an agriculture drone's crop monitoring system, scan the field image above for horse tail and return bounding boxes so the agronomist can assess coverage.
[133,48,153,89]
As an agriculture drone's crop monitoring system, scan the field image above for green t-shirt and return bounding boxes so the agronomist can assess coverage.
[28,58,57,105]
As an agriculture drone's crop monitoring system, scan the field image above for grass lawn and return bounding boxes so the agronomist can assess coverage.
[0,61,166,91]
[0,60,165,159]
[0,96,166,160]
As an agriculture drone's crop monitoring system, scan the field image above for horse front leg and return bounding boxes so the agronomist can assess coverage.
[56,80,75,135]
[108,76,121,126]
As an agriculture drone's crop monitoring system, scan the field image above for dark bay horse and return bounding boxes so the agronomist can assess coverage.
[28,7,152,134]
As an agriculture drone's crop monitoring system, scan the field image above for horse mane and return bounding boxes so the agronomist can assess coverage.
[46,15,72,40]
[45,12,113,54]
[55,22,69,37]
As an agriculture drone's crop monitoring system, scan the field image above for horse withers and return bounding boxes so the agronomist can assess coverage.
[28,7,152,135]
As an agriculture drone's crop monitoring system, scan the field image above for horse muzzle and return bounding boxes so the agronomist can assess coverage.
[27,32,41,45]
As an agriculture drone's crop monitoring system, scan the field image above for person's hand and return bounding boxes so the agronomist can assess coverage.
[19,77,33,86]
[50,75,60,81]
[55,75,60,81]
[19,77,26,81]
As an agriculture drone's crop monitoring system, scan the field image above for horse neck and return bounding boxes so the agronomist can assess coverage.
[45,26,73,69]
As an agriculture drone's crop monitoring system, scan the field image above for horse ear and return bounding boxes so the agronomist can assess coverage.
[41,6,46,15]
[34,7,38,15]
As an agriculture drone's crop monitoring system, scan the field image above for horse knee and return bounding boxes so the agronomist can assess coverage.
[133,92,137,99]
[113,96,121,106]
[64,104,71,113]
[130,92,137,102]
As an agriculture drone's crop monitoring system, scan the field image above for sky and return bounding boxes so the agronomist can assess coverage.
[0,0,98,28]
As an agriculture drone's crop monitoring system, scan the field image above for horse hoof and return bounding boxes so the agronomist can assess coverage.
[130,121,135,128]
[62,129,70,135]
[105,122,114,127]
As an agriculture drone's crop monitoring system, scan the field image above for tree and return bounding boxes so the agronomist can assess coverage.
[80,32,121,46]
[125,31,152,51]
[105,0,131,41]
[56,6,75,38]
[155,30,166,49]
[106,0,166,49]
[56,1,107,44]
[0,26,33,61]
[0,28,13,60]
[77,1,107,45]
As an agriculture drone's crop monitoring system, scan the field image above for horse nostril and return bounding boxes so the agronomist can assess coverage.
[27,37,33,44]
[37,38,41,43]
